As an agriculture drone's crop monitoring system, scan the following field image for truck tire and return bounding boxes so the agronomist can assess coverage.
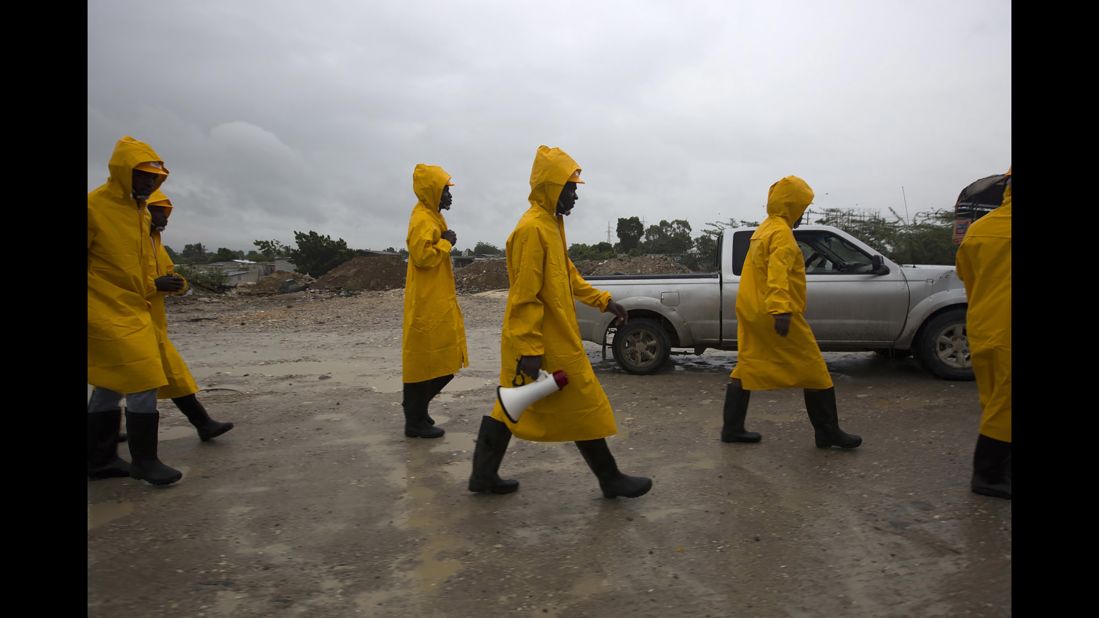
[915,308,975,381]
[612,319,670,374]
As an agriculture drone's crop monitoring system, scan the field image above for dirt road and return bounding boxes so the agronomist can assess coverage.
[88,289,1010,617]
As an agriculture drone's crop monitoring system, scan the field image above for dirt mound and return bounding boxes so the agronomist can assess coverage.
[314,255,407,291]
[455,258,509,293]
[241,271,315,295]
[573,255,691,276]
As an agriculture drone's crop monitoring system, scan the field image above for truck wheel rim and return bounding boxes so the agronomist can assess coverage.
[934,324,971,369]
[623,331,659,366]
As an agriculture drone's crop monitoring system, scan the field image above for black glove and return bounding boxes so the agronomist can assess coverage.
[518,355,543,380]
[773,313,792,337]
[441,230,457,245]
[155,275,184,292]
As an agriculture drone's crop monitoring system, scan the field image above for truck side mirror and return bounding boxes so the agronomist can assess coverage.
[870,255,890,275]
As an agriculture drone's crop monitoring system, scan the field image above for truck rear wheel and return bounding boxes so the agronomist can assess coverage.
[915,308,975,380]
[611,319,670,374]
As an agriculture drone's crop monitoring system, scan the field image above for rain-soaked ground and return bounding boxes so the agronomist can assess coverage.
[88,290,1010,617]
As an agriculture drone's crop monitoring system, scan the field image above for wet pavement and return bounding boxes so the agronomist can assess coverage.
[88,291,1010,617]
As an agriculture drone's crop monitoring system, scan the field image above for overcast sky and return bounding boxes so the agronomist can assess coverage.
[88,0,1011,254]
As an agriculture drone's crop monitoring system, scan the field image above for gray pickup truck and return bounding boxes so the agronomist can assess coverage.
[575,225,971,380]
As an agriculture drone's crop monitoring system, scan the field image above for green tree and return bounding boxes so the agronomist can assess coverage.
[568,242,616,261]
[175,264,229,291]
[473,241,503,256]
[685,218,759,270]
[244,250,265,262]
[180,243,208,264]
[816,208,957,265]
[164,245,179,261]
[288,230,355,277]
[253,239,290,260]
[214,247,244,262]
[689,224,723,271]
[616,217,644,252]
[891,209,958,265]
[642,219,693,254]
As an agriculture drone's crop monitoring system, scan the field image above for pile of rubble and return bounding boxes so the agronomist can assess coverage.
[239,271,315,295]
[454,258,510,293]
[573,255,691,276]
[314,255,408,291]
[235,253,694,298]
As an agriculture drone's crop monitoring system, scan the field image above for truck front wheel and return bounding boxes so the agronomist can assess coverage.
[915,309,975,381]
[611,319,671,374]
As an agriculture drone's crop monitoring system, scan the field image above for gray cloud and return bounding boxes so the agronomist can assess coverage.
[89,0,1011,253]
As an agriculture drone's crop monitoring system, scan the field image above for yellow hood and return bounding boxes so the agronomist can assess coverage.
[412,164,453,212]
[527,145,582,216]
[106,136,169,199]
[149,189,173,211]
[765,175,814,225]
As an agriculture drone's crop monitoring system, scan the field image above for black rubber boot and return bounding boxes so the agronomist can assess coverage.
[125,411,183,486]
[403,382,444,438]
[468,416,519,494]
[88,408,131,479]
[173,394,234,441]
[804,388,862,449]
[720,381,761,443]
[575,439,652,499]
[971,434,1011,499]
[423,374,454,426]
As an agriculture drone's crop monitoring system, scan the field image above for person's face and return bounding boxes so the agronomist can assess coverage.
[556,181,579,216]
[131,170,164,202]
[439,186,453,210]
[149,205,171,232]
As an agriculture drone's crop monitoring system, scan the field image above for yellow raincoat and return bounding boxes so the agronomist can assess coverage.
[731,176,833,390]
[955,179,1011,442]
[88,137,170,393]
[489,146,617,441]
[401,164,469,384]
[147,191,199,399]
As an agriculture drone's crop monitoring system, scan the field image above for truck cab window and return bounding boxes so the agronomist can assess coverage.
[731,231,752,276]
[797,232,875,274]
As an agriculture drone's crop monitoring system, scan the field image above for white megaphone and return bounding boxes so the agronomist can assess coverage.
[497,369,568,423]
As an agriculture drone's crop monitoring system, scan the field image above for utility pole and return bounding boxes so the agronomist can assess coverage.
[607,221,613,244]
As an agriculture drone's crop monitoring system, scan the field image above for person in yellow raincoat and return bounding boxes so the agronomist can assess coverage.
[401,164,468,439]
[955,169,1011,499]
[467,145,652,499]
[88,136,182,486]
[720,175,862,449]
[146,191,235,442]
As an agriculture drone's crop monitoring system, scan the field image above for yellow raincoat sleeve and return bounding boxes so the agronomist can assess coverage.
[408,215,453,269]
[507,226,546,356]
[567,258,611,310]
[764,239,799,315]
